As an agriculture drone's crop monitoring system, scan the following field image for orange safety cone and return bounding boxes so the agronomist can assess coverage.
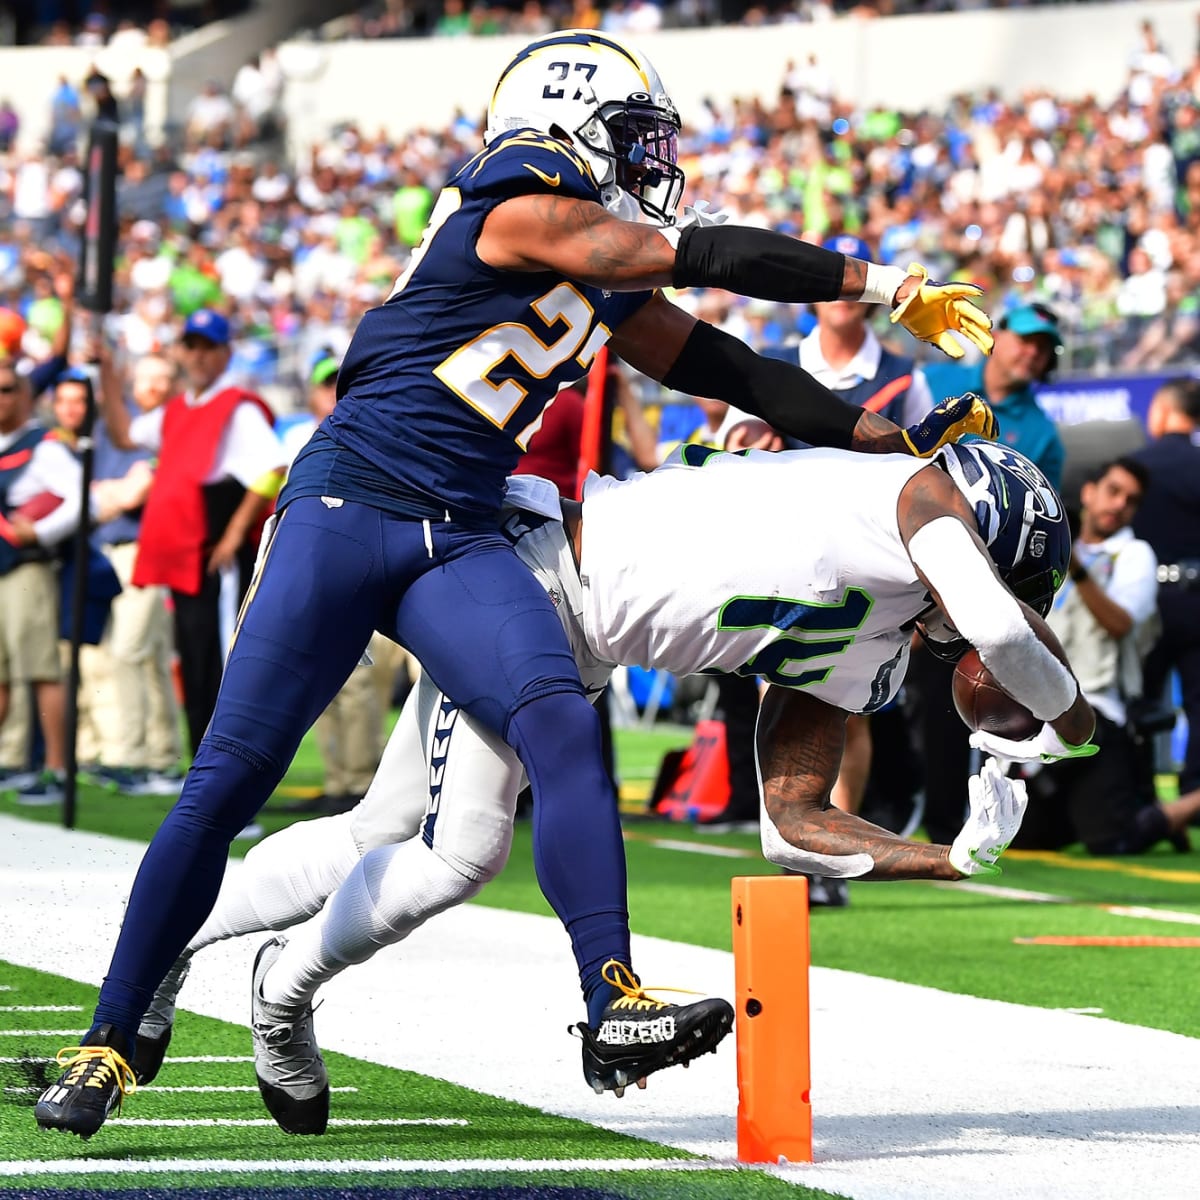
[731,875,812,1164]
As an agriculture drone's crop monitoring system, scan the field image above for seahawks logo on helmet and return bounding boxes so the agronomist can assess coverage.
[939,441,1070,617]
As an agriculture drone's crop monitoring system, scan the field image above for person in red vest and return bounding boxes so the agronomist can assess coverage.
[98,311,285,756]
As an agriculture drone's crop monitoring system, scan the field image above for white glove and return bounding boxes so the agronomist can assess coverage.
[674,201,730,230]
[949,757,1029,877]
[968,722,1099,765]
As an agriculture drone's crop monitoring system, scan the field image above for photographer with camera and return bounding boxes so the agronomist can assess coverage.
[1013,457,1200,853]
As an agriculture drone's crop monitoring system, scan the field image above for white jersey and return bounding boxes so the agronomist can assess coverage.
[579,446,932,714]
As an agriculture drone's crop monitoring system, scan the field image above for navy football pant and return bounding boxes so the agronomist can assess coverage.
[92,498,629,1042]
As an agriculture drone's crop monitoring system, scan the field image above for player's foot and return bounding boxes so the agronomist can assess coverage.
[133,954,192,1085]
[572,960,733,1097]
[34,1023,136,1138]
[251,936,329,1134]
[15,769,66,806]
[806,874,850,908]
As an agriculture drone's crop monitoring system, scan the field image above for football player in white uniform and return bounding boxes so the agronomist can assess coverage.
[134,439,1096,1132]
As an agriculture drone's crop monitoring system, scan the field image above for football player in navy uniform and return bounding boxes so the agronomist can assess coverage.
[37,31,998,1138]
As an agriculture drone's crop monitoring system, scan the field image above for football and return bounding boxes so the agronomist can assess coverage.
[951,649,1042,740]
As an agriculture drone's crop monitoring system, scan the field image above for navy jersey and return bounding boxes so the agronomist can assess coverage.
[284,130,654,523]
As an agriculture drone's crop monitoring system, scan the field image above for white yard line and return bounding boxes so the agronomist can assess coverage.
[4,814,1200,1200]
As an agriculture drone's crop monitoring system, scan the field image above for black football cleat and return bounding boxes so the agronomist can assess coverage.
[34,1023,137,1139]
[573,960,734,1097]
[251,936,329,1135]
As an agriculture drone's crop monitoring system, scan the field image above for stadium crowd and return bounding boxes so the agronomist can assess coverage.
[0,8,1198,865]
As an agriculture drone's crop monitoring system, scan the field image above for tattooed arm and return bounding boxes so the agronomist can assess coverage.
[477,193,889,299]
[477,194,972,454]
[757,686,963,882]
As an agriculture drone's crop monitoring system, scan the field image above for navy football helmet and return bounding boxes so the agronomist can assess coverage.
[916,440,1071,660]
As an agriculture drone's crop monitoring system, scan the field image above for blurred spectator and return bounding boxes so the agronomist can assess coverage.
[96,309,285,756]
[0,357,83,804]
[186,81,236,150]
[0,100,18,152]
[83,349,184,794]
[1132,378,1200,815]
[47,75,81,156]
[393,169,434,248]
[923,303,1065,488]
[794,234,934,430]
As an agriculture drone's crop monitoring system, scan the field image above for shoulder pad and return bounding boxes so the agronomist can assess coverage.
[458,130,600,202]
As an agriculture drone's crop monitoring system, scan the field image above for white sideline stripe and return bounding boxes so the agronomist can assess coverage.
[1106,905,1200,926]
[108,1117,468,1129]
[0,1158,717,1178]
[0,1005,83,1013]
[644,838,758,860]
[944,880,1067,902]
[952,882,1200,928]
[4,1085,361,1095]
[0,1030,84,1037]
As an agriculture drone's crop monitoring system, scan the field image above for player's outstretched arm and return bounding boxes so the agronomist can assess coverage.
[479,195,992,357]
[897,465,1097,758]
[610,295,996,456]
[757,687,965,882]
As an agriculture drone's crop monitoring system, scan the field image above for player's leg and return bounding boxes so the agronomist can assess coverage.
[395,531,625,1011]
[263,673,524,1009]
[35,499,389,1137]
[249,677,525,1132]
[394,529,733,1092]
[135,656,438,1085]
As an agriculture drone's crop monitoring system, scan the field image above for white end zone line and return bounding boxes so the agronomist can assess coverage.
[5,1085,361,1095]
[106,1117,469,1129]
[0,1157,739,1178]
[0,1005,83,1013]
[0,1054,258,1064]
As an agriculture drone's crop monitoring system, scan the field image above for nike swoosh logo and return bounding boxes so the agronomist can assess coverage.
[524,164,561,187]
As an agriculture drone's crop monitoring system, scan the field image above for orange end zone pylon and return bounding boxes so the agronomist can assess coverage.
[731,875,812,1164]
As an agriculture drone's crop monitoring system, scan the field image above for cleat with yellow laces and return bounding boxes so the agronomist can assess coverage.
[34,1024,136,1138]
[571,960,733,1096]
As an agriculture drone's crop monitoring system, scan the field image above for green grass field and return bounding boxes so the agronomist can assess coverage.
[3,723,1199,1198]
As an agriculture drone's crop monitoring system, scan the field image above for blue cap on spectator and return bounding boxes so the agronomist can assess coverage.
[182,309,231,345]
[823,234,874,261]
[1000,302,1062,347]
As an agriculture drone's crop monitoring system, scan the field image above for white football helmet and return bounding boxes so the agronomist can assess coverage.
[486,30,685,225]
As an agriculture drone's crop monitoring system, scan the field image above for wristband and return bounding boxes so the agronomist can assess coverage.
[1070,565,1089,583]
[861,262,908,307]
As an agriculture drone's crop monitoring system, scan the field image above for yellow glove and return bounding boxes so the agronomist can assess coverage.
[900,392,999,457]
[890,263,994,359]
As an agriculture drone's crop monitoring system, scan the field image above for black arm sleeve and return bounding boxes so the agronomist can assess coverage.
[661,320,863,449]
[672,224,846,302]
